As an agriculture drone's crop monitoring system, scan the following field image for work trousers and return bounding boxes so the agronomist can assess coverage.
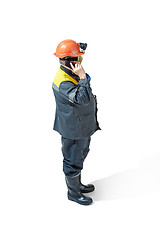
[61,136,91,177]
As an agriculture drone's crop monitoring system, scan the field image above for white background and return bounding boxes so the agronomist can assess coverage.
[0,0,160,239]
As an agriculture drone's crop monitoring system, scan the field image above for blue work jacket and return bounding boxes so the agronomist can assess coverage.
[52,65,100,140]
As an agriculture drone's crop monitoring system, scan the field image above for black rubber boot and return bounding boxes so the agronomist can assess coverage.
[65,175,93,205]
[79,174,95,193]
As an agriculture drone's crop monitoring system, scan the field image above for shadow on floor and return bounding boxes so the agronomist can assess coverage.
[89,153,160,201]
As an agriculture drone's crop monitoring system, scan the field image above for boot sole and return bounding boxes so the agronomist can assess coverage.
[68,194,93,206]
[80,188,95,194]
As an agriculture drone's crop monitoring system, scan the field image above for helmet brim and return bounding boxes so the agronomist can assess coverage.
[54,51,84,58]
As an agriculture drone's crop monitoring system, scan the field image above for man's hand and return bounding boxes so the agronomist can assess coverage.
[70,62,86,79]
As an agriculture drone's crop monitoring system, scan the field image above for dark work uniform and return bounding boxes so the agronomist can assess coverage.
[52,65,100,177]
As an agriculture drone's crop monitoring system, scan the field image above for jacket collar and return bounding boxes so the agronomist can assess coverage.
[60,65,80,82]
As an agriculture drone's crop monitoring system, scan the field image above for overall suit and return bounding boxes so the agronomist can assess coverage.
[52,65,100,177]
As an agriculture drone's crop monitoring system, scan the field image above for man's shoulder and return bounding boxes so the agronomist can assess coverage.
[53,67,78,88]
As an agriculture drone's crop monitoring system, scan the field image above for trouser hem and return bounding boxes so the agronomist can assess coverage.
[65,172,81,178]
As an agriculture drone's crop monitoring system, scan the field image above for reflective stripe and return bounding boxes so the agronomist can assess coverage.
[69,90,76,101]
[53,81,75,104]
[52,82,59,92]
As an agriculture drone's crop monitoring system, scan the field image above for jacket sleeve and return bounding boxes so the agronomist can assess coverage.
[59,76,93,105]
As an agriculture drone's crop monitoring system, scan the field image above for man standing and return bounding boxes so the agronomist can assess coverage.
[52,39,100,205]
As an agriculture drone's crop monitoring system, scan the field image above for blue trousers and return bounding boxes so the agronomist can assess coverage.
[61,136,91,177]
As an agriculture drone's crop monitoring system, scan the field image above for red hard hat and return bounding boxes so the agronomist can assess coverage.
[54,39,84,58]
